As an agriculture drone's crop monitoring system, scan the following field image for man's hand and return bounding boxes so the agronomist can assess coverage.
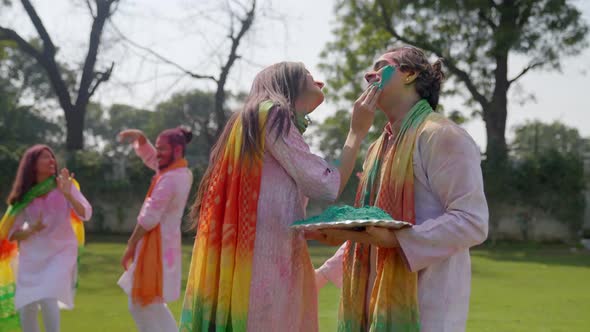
[121,243,137,270]
[118,129,147,145]
[304,229,346,246]
[320,226,400,248]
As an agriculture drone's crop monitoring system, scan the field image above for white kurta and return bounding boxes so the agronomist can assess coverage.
[118,142,193,303]
[317,119,489,332]
[9,184,92,310]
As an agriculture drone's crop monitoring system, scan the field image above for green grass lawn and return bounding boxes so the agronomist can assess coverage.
[56,236,590,331]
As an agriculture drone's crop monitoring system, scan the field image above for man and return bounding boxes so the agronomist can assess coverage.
[313,46,488,332]
[118,127,194,332]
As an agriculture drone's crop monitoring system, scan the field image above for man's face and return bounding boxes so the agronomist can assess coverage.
[155,136,175,170]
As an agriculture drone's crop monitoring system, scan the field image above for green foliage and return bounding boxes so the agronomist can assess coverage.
[511,149,585,231]
[321,0,588,106]
[511,120,589,157]
[319,0,589,164]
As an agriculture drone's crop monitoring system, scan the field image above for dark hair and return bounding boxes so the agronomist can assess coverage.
[385,45,445,109]
[7,145,57,205]
[158,127,193,156]
[191,62,308,223]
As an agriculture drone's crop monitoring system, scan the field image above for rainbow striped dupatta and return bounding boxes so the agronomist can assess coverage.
[0,177,85,331]
[179,101,273,332]
[339,99,444,332]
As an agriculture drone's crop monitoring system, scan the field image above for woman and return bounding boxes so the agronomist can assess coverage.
[0,145,92,332]
[315,46,488,332]
[179,62,380,332]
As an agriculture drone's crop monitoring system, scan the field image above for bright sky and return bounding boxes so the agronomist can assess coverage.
[2,0,590,151]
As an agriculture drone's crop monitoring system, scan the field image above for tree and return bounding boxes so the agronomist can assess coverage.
[511,120,589,158]
[511,149,586,233]
[113,0,257,137]
[0,0,120,150]
[0,42,62,201]
[0,41,62,148]
[83,90,218,172]
[320,0,588,166]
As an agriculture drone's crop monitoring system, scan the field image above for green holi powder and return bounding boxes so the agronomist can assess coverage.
[292,205,393,227]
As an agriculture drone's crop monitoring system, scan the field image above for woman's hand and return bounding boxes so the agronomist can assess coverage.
[30,220,46,234]
[10,219,45,242]
[56,168,73,199]
[350,85,380,137]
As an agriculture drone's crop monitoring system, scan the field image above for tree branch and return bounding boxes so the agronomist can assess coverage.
[110,23,218,82]
[376,0,489,107]
[0,26,42,61]
[108,0,120,16]
[508,61,544,86]
[88,61,115,99]
[517,1,534,28]
[214,0,256,134]
[478,9,498,30]
[76,0,117,108]
[85,0,96,19]
[21,0,56,55]
[220,0,255,82]
[0,26,73,111]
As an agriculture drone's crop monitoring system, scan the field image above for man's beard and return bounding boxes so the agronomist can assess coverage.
[158,155,175,170]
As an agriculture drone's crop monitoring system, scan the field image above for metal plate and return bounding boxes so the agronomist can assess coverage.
[291,219,412,230]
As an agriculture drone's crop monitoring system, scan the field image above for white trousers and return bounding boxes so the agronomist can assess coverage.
[20,298,60,332]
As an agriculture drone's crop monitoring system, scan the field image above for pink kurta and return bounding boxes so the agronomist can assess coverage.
[9,184,92,309]
[317,120,489,332]
[245,116,340,332]
[118,142,193,303]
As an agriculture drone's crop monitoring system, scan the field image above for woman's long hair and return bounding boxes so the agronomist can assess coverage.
[6,145,57,205]
[191,62,308,224]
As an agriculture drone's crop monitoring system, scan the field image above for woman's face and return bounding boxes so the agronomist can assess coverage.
[35,149,56,179]
[294,70,325,114]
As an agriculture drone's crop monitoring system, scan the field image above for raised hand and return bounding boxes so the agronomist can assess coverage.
[56,168,73,198]
[350,85,380,137]
[118,129,147,145]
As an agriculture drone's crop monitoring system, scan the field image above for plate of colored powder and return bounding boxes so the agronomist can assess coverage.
[291,205,411,231]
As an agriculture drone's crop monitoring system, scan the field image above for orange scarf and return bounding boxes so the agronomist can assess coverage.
[132,158,188,306]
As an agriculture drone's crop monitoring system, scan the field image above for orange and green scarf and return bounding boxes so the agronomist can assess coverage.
[131,157,189,306]
[179,101,273,331]
[339,99,443,332]
[0,176,85,332]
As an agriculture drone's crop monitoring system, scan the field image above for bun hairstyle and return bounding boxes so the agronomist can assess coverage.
[385,45,445,109]
[159,126,193,156]
[178,127,193,144]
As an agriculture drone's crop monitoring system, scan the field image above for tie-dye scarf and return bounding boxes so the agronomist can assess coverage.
[339,99,443,331]
[0,176,85,332]
[179,101,273,331]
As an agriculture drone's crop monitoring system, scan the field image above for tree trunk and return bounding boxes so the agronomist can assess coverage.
[214,87,227,137]
[483,49,510,166]
[65,106,85,150]
[483,101,508,166]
